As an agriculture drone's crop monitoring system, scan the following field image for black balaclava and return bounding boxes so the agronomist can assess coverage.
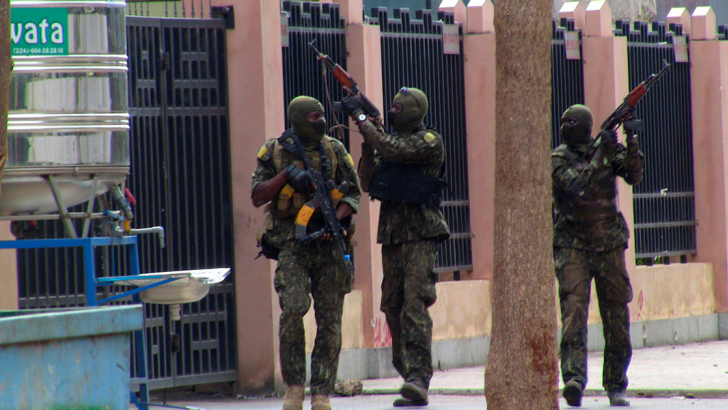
[560,104,594,150]
[389,87,428,133]
[288,96,326,150]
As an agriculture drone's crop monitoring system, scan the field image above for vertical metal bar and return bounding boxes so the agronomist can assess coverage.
[84,242,97,306]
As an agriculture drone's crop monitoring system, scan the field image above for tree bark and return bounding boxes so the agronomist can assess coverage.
[483,1,559,409]
[0,0,10,192]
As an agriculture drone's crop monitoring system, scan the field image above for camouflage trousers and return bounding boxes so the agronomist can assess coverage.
[554,246,633,392]
[274,247,348,395]
[381,239,439,388]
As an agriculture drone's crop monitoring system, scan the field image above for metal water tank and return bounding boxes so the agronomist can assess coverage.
[4,0,129,216]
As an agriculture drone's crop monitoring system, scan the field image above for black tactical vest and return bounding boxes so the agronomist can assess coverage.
[369,160,447,209]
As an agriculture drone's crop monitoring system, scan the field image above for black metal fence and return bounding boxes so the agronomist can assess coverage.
[127,16,237,389]
[282,1,350,149]
[551,19,585,149]
[16,15,237,390]
[127,0,217,19]
[125,16,237,388]
[616,21,696,261]
[368,7,473,273]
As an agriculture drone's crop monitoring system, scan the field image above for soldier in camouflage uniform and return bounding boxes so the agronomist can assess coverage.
[251,96,361,410]
[552,104,644,407]
[342,87,450,407]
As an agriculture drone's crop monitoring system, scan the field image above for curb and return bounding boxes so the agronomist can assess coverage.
[600,389,728,399]
[362,387,485,396]
[361,387,728,399]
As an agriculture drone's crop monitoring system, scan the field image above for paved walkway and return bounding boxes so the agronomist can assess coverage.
[362,340,728,398]
[154,341,728,409]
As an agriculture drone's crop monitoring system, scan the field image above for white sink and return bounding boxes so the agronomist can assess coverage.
[115,268,230,319]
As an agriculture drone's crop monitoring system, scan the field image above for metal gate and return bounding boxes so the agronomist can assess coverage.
[282,1,350,149]
[126,16,236,388]
[369,7,473,274]
[16,15,236,389]
[616,21,696,262]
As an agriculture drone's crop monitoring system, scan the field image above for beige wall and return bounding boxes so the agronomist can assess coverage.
[316,262,716,351]
[222,0,284,394]
[462,14,496,281]
[686,7,728,313]
[587,263,715,324]
[0,222,17,310]
[430,280,492,341]
[338,2,388,349]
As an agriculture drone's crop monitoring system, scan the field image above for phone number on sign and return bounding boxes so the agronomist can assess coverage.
[13,47,66,55]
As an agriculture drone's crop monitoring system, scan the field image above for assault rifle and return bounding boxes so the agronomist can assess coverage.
[601,59,670,135]
[590,59,670,163]
[277,130,355,276]
[308,39,383,126]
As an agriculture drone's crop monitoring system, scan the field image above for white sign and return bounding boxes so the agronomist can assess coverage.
[673,35,688,63]
[442,24,459,55]
[564,31,580,60]
[281,12,289,48]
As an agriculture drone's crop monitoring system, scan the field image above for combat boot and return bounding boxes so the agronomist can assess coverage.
[282,385,304,410]
[400,381,429,404]
[311,394,332,410]
[608,390,630,406]
[563,380,583,407]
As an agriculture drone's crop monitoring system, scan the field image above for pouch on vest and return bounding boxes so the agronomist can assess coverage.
[272,135,339,219]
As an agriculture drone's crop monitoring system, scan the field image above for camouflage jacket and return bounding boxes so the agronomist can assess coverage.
[357,121,450,245]
[552,138,644,251]
[251,134,361,253]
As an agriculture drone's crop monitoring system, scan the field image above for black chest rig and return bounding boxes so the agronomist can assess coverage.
[369,160,447,209]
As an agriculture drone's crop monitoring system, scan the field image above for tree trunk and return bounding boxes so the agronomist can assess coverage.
[0,0,10,192]
[483,1,559,409]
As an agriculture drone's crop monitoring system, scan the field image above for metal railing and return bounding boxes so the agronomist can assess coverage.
[615,21,697,262]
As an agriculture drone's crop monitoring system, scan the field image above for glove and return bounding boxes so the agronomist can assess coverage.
[285,164,312,191]
[598,129,618,150]
[623,111,643,135]
[340,94,364,117]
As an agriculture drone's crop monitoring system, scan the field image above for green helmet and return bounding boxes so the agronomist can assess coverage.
[288,96,326,148]
[560,104,593,147]
[390,87,428,133]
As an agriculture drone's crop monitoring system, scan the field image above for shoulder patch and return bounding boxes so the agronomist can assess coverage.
[423,132,437,146]
[345,153,354,167]
[257,145,269,159]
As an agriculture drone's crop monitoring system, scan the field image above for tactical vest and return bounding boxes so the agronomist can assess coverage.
[272,136,338,219]
[369,160,446,209]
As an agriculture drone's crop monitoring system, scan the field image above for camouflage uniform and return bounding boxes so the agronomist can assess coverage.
[357,88,449,390]
[252,100,361,395]
[552,104,643,394]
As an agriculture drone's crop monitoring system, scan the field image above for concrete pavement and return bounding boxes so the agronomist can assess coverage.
[158,395,728,409]
[362,340,728,398]
[153,340,728,409]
